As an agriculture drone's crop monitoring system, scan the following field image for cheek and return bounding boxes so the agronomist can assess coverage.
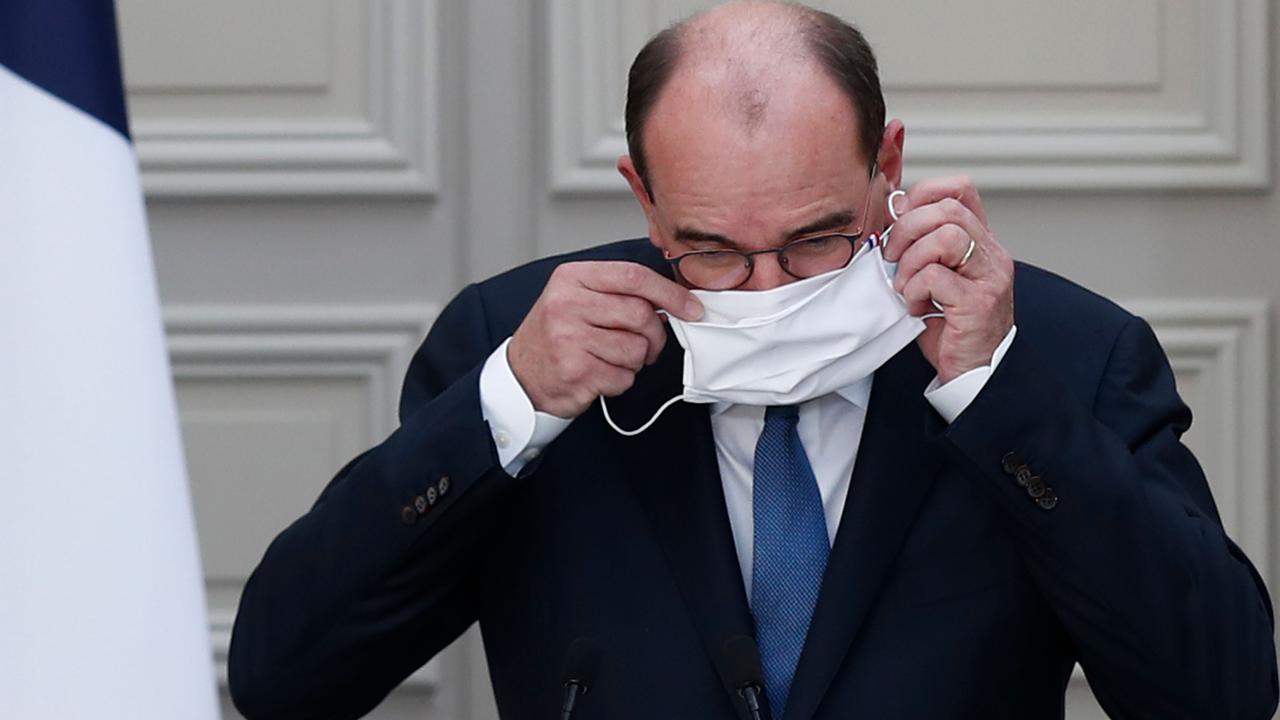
[871,186,896,229]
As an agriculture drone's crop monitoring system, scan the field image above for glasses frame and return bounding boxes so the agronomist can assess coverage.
[664,167,880,291]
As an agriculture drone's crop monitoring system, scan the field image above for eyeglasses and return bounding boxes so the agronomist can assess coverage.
[664,173,879,291]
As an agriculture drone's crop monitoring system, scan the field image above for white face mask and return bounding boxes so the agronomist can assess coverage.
[601,235,928,436]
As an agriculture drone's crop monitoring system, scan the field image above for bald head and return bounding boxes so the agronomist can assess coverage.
[624,1,884,197]
[678,2,814,132]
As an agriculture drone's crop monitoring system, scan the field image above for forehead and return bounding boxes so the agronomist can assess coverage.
[642,61,869,233]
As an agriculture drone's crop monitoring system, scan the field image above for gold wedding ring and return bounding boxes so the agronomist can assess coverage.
[955,237,976,270]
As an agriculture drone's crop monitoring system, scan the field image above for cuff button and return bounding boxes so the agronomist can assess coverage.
[413,495,428,513]
[426,487,438,506]
[1002,451,1024,475]
[1036,490,1058,510]
[1015,467,1034,486]
[438,475,451,496]
[400,506,418,525]
[1026,477,1047,498]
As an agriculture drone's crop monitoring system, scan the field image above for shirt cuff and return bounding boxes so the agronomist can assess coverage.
[479,337,573,476]
[923,325,1018,424]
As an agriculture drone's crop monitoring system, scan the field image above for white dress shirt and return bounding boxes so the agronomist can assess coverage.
[479,327,1017,595]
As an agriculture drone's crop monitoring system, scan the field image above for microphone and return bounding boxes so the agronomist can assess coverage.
[722,635,765,720]
[560,636,601,720]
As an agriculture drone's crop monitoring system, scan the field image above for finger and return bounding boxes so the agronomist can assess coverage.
[900,263,972,314]
[637,312,668,364]
[905,296,945,319]
[883,195,986,266]
[893,223,983,294]
[588,357,639,398]
[903,176,990,230]
[576,262,704,321]
[584,328,651,373]
[585,295,668,364]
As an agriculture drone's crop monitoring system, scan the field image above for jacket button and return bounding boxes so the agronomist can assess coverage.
[1002,451,1024,475]
[400,505,418,525]
[1037,490,1058,510]
[1015,466,1034,486]
[413,495,428,513]
[1025,476,1047,498]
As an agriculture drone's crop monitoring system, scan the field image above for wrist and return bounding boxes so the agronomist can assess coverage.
[938,325,1014,385]
[937,368,963,385]
[507,335,579,418]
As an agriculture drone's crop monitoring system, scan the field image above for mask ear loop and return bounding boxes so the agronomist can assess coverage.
[884,188,946,321]
[886,189,907,221]
[869,189,906,251]
[600,393,686,437]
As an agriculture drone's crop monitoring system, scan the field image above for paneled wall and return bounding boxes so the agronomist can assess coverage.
[116,1,1276,718]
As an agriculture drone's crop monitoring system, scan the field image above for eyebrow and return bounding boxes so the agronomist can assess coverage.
[673,209,859,250]
[789,210,858,240]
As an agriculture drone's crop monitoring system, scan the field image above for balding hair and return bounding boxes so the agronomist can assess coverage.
[624,1,884,198]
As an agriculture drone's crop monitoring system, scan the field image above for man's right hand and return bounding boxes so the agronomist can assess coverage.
[508,261,704,419]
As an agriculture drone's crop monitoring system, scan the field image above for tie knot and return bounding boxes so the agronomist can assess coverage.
[765,405,800,423]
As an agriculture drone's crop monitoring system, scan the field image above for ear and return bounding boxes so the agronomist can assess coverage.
[617,155,667,254]
[876,119,906,190]
[618,154,655,213]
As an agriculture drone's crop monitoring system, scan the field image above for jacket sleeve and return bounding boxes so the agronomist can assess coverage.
[943,315,1278,720]
[228,283,517,720]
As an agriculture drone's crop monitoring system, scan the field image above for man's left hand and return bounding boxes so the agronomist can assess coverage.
[884,176,1015,385]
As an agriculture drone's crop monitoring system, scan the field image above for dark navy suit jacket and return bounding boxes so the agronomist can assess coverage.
[229,239,1277,719]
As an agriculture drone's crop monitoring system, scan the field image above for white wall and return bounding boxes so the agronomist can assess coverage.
[116,1,1276,718]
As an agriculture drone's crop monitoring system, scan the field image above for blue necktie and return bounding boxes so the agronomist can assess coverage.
[751,405,829,719]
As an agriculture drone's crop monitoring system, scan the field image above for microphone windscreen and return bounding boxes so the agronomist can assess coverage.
[562,637,602,687]
[722,634,764,688]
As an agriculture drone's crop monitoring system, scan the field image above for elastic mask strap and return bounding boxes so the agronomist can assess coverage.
[874,215,947,322]
[600,393,685,437]
[888,189,907,221]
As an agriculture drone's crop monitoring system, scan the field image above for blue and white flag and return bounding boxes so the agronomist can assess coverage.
[0,2,220,717]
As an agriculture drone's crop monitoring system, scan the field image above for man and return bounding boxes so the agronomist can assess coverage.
[228,2,1277,719]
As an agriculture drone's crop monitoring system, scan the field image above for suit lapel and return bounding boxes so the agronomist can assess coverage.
[610,336,758,720]
[783,343,946,720]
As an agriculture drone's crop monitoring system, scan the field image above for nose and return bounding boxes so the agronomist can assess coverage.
[740,251,798,292]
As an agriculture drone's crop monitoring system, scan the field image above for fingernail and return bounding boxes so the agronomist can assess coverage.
[685,297,704,320]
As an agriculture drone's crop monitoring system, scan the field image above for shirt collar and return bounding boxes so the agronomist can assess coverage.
[708,373,875,417]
